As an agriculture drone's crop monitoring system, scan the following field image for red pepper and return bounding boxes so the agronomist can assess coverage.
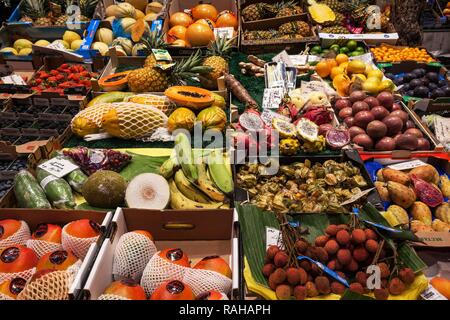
[35,78,42,84]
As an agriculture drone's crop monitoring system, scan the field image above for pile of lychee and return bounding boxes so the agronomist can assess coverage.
[262,224,417,300]
[0,218,101,300]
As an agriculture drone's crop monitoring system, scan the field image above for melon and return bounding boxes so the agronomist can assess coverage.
[91,42,109,55]
[126,0,148,11]
[0,47,18,55]
[13,39,32,51]
[95,28,114,46]
[18,48,32,55]
[146,1,163,14]
[120,17,137,34]
[34,39,50,47]
[112,37,133,55]
[106,2,136,18]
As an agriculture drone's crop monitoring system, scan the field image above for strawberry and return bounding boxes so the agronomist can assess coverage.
[60,63,69,69]
[39,72,50,79]
[50,70,59,76]
[55,74,64,81]
[47,76,57,82]
[80,71,90,77]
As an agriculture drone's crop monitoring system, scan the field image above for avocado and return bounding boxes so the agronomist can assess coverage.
[82,170,127,208]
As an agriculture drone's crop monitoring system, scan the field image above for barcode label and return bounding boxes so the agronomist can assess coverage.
[421,284,447,300]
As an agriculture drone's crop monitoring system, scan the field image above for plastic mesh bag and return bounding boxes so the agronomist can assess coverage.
[0,221,31,249]
[112,232,157,281]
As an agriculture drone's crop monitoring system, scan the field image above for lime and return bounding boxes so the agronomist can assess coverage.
[322,49,330,54]
[311,45,322,52]
[356,46,365,52]
[339,47,350,54]
[330,44,340,52]
[349,51,360,57]
[346,40,357,51]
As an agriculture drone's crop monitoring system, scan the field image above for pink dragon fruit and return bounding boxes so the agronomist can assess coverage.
[410,174,444,207]
[301,107,333,126]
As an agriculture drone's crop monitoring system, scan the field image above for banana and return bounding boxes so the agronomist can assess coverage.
[169,179,223,209]
[174,169,211,203]
[174,132,198,181]
[223,151,232,177]
[207,149,233,194]
[196,162,226,202]
[159,150,179,179]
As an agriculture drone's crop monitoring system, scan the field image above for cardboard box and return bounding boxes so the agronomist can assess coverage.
[75,207,241,300]
[0,208,113,300]
[360,151,450,248]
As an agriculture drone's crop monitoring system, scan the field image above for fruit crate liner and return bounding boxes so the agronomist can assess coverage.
[0,220,30,249]
[233,149,384,213]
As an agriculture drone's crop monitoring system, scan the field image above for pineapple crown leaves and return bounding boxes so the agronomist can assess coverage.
[206,36,236,59]
[171,50,213,83]
[22,0,48,19]
[140,29,167,55]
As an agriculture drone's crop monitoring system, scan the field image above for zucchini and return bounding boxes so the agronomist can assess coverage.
[36,167,76,209]
[14,170,51,209]
[48,153,88,193]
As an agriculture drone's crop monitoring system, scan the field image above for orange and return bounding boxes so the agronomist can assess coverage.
[332,74,351,96]
[326,59,338,70]
[315,60,331,78]
[330,66,345,79]
[335,54,349,65]
[339,62,348,72]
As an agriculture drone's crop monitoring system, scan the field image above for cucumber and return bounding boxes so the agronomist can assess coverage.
[14,170,51,209]
[36,167,76,209]
[53,155,88,193]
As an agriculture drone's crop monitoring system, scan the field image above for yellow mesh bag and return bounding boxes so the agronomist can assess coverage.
[71,103,114,137]
[102,102,168,139]
[126,94,175,115]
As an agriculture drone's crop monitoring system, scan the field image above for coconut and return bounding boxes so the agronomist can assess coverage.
[125,173,170,209]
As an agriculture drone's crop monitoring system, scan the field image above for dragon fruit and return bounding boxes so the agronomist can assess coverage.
[239,109,264,131]
[301,107,333,126]
[410,174,444,207]
[277,96,299,120]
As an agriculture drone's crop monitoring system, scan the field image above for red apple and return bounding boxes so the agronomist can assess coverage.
[32,223,62,244]
[0,246,38,273]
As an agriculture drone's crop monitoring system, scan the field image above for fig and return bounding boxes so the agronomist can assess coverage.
[367,120,388,139]
[339,107,353,119]
[375,137,396,151]
[348,126,366,139]
[377,92,394,109]
[371,106,390,120]
[352,134,374,150]
[363,97,379,109]
[382,116,403,136]
[335,99,352,110]
[396,133,418,151]
[404,128,423,139]
[352,101,370,115]
[354,111,375,129]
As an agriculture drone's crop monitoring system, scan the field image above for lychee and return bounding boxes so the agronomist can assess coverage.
[286,267,300,285]
[346,259,359,273]
[274,251,288,268]
[262,263,275,278]
[310,263,321,277]
[364,228,378,240]
[299,260,311,271]
[270,268,286,285]
[305,247,318,260]
[298,267,308,285]
[325,224,339,236]
[266,245,280,261]
[351,229,366,244]
[353,246,369,262]
[315,276,331,294]
[349,282,364,294]
[327,259,342,271]
[324,239,339,255]
[337,224,349,231]
[355,271,368,286]
[331,281,346,294]
[336,229,351,246]
[377,262,390,278]
[275,284,292,300]
[399,268,415,285]
[294,240,309,253]
[294,285,307,300]
[374,288,389,300]
[337,271,347,279]
[314,247,329,263]
[337,249,352,266]
[305,281,319,297]
[388,277,405,295]
[315,235,329,247]
[365,239,378,253]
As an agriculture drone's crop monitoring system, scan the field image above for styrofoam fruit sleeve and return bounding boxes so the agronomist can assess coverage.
[183,268,233,297]
[0,267,36,284]
[140,253,188,297]
[61,225,99,260]
[0,292,14,300]
[17,270,72,300]
[26,239,63,259]
[0,221,31,249]
[97,294,131,300]
[113,232,157,282]
[66,259,82,279]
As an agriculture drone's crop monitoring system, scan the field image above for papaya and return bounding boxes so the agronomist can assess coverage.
[98,71,131,92]
[164,86,215,110]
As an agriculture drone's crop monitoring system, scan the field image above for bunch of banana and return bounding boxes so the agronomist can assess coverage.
[160,132,233,210]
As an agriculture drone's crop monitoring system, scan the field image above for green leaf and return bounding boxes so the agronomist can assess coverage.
[340,290,375,300]
[397,242,427,273]
[119,153,169,182]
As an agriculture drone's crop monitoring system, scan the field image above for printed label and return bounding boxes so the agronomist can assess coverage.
[40,174,59,190]
[387,160,428,171]
[266,227,282,250]
[262,88,284,110]
[272,51,294,68]
[1,75,26,85]
[421,284,447,300]
[214,27,234,39]
[38,158,79,178]
[434,116,450,143]
[152,49,172,62]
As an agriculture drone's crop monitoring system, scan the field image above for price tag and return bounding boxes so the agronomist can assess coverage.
[47,41,67,51]
[262,88,284,109]
[38,158,79,178]
[272,51,294,68]
[260,109,291,127]
[300,81,327,95]
[266,227,282,250]
[288,55,308,66]
[214,27,234,39]
[152,49,172,62]
[387,160,428,171]
[340,188,375,206]
[421,284,447,300]
[1,75,27,85]
[434,116,450,144]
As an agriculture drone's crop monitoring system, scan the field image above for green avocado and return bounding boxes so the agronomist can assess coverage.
[82,170,127,208]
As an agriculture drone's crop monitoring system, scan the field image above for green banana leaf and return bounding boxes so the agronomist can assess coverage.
[340,290,375,300]
[119,153,169,182]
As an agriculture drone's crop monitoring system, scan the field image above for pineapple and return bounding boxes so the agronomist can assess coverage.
[321,12,345,27]
[200,36,234,90]
[279,21,311,36]
[140,31,168,68]
[242,3,277,22]
[320,0,344,13]
[21,0,53,26]
[127,50,212,93]
[78,0,99,21]
[276,0,304,18]
[321,25,350,34]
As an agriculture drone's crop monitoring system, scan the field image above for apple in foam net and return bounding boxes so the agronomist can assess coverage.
[32,223,62,243]
[0,219,22,240]
[36,250,78,271]
[196,290,226,300]
[193,256,232,279]
[65,219,101,238]
[0,245,38,273]
[104,279,147,300]
[132,230,153,241]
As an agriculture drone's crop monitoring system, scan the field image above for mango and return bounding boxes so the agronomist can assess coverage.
[409,165,439,185]
[410,201,432,226]
[387,181,416,208]
[430,277,450,299]
[382,168,411,185]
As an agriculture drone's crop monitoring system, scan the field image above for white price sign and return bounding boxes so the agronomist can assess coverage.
[266,227,283,250]
[214,27,234,39]
[38,158,79,178]
[387,160,428,171]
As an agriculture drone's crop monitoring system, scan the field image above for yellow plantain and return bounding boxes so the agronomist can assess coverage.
[174,169,211,203]
[196,162,226,202]
[169,179,223,209]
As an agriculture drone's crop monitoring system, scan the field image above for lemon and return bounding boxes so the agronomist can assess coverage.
[367,69,384,81]
[347,60,366,74]
[362,79,380,94]
[378,79,395,92]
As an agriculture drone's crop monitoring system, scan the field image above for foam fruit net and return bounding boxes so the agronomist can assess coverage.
[97,294,130,300]
[26,239,63,259]
[140,252,233,297]
[112,232,157,281]
[126,94,175,115]
[71,103,113,134]
[17,270,72,300]
[61,225,99,260]
[0,221,31,249]
[0,267,35,284]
